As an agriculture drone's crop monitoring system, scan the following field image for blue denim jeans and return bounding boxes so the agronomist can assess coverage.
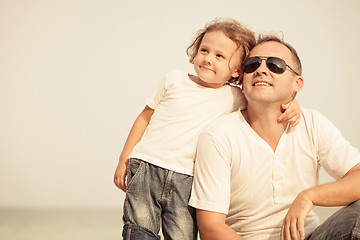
[122,158,197,240]
[306,200,360,239]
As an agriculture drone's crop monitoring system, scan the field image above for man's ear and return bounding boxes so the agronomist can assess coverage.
[294,76,304,93]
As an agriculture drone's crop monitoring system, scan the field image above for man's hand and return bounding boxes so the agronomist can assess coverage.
[281,191,313,240]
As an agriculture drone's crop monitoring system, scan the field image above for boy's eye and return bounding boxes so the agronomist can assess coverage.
[216,54,225,59]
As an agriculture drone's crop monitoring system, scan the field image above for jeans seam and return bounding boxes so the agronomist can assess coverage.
[125,225,131,240]
[162,170,173,200]
[126,159,143,191]
[351,215,360,238]
[338,234,351,240]
[124,223,160,240]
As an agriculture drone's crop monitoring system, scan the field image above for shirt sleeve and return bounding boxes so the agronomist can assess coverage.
[313,110,360,179]
[145,73,168,110]
[189,130,232,214]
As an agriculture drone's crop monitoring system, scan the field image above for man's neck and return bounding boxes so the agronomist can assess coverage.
[242,104,287,152]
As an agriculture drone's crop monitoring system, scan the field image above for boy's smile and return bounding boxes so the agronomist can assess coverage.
[193,30,241,88]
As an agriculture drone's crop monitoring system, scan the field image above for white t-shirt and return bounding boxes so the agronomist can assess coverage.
[189,107,360,239]
[128,69,246,176]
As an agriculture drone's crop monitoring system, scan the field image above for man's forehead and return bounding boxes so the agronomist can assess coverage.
[250,41,291,58]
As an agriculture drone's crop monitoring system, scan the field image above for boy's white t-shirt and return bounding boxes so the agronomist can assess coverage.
[128,69,246,176]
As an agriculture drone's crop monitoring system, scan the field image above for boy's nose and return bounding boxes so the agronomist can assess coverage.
[204,54,212,64]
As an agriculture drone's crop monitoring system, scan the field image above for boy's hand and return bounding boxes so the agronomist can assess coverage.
[113,159,128,192]
[278,100,301,127]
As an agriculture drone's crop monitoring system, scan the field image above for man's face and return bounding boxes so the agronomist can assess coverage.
[242,41,303,105]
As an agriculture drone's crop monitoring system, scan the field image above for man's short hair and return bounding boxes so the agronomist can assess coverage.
[257,34,302,75]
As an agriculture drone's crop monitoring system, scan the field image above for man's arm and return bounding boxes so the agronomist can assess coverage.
[282,111,360,240]
[308,162,360,205]
[197,209,244,240]
[281,162,360,240]
[190,128,243,239]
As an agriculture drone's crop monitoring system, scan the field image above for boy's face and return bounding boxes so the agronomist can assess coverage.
[193,30,241,88]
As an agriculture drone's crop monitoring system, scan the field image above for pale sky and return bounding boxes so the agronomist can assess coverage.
[1,0,360,209]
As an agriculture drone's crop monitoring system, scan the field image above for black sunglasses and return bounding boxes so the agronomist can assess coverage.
[242,56,300,76]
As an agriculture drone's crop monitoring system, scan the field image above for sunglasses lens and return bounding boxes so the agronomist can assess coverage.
[243,57,289,74]
[266,57,286,74]
[243,58,261,73]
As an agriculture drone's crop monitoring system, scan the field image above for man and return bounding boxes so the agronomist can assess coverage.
[189,36,360,240]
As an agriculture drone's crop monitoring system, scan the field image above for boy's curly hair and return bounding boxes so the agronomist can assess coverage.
[187,18,256,85]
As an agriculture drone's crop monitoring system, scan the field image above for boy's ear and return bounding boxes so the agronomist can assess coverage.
[232,71,240,78]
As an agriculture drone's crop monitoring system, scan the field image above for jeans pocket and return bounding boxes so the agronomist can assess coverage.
[126,158,143,191]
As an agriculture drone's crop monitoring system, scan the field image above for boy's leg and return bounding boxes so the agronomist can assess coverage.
[122,225,160,240]
[306,200,360,240]
[161,171,198,240]
[122,159,162,240]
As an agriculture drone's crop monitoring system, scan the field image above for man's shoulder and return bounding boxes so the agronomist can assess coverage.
[298,107,337,139]
[301,106,320,115]
[204,110,243,134]
[300,107,328,124]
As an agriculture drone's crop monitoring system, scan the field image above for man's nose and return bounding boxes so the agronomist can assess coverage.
[255,60,269,75]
